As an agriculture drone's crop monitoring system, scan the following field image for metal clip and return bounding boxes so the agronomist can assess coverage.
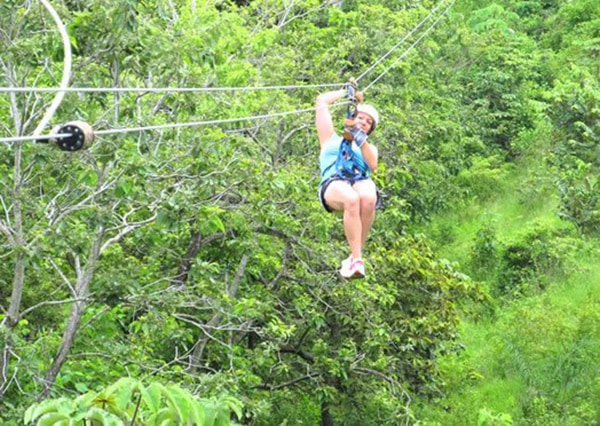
[345,77,364,119]
[343,78,364,140]
[346,77,359,117]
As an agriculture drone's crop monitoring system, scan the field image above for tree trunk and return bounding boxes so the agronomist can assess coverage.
[39,227,104,399]
[172,229,203,287]
[0,142,26,401]
[190,255,248,368]
[321,402,335,426]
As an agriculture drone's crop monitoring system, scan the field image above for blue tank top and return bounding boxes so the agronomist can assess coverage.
[319,134,369,185]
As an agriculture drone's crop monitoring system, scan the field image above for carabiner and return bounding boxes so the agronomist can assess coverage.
[346,77,360,118]
[343,78,364,141]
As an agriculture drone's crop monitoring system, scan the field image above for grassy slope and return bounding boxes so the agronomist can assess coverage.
[413,152,600,424]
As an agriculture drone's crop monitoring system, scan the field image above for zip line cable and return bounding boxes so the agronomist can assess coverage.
[0,2,345,95]
[0,0,453,146]
[127,1,453,139]
[0,103,350,143]
[361,0,455,93]
[0,82,343,94]
[93,106,328,137]
[355,0,452,85]
[0,1,450,95]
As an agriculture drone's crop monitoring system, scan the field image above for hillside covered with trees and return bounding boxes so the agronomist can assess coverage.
[0,0,599,424]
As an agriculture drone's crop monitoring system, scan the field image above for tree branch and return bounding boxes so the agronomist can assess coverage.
[100,211,157,254]
[256,372,321,391]
[353,367,412,401]
[18,298,90,321]
[278,346,315,363]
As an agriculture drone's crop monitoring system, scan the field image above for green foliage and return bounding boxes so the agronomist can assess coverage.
[546,74,600,234]
[468,221,502,280]
[455,156,513,203]
[24,378,242,425]
[1,0,600,424]
[477,407,513,426]
[492,293,600,424]
[457,28,539,156]
[462,208,575,301]
[494,226,566,298]
[547,72,600,163]
[467,3,520,34]
[555,160,600,234]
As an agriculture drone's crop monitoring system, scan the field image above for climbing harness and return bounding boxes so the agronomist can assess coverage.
[321,79,371,182]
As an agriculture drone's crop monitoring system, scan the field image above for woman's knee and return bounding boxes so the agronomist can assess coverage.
[323,184,360,212]
[359,193,377,211]
[344,192,361,213]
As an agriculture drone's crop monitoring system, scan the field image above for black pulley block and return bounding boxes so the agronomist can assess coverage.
[51,121,94,151]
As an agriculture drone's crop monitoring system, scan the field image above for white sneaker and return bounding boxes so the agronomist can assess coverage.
[339,256,353,277]
[349,259,366,278]
[340,259,366,279]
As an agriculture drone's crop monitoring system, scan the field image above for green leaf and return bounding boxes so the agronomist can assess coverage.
[162,384,192,422]
[189,401,206,426]
[214,404,230,426]
[24,405,35,424]
[140,382,165,414]
[74,391,98,411]
[36,412,69,426]
[24,398,71,424]
[151,407,176,425]
[74,382,88,393]
[202,400,218,426]
[208,216,225,233]
[223,395,243,420]
[104,377,135,413]
[84,407,125,426]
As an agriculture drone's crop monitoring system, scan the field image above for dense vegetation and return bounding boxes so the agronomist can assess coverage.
[0,0,598,424]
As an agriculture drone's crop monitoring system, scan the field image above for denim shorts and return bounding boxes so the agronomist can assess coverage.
[318,175,381,213]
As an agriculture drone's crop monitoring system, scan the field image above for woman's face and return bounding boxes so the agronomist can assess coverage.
[355,112,374,134]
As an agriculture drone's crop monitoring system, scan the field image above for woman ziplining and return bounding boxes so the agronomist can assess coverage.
[312,0,456,279]
[315,81,380,279]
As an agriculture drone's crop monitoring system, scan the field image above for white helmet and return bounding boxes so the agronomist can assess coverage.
[356,103,380,134]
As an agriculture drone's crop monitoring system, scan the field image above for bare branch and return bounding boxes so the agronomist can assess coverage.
[100,212,157,254]
[278,346,315,363]
[18,297,89,321]
[0,221,15,247]
[353,367,412,401]
[46,175,122,227]
[256,372,321,391]
[187,255,250,367]
[226,254,249,298]
[273,123,310,167]
[176,314,235,352]
[48,258,77,297]
[267,242,290,290]
[277,0,340,29]
[78,305,111,332]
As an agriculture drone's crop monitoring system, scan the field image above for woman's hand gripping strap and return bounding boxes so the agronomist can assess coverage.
[350,127,368,147]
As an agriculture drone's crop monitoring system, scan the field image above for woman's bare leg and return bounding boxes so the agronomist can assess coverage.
[323,180,362,260]
[352,179,378,250]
